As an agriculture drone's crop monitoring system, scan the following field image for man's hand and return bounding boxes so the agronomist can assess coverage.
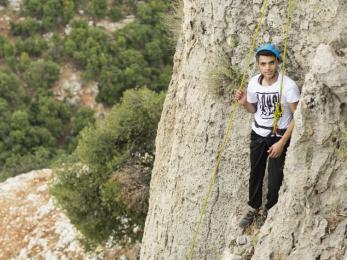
[234,89,257,113]
[234,90,247,106]
[268,140,285,158]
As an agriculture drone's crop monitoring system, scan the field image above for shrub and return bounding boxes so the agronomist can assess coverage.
[207,51,242,99]
[0,71,26,108]
[1,147,52,181]
[29,95,70,139]
[22,0,44,17]
[10,18,42,37]
[15,35,48,56]
[63,0,75,22]
[63,2,174,105]
[51,88,165,245]
[0,0,8,6]
[24,60,60,90]
[136,0,167,25]
[18,52,31,71]
[22,0,78,29]
[89,0,107,19]
[109,6,124,22]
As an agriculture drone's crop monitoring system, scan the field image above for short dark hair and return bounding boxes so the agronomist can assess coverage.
[256,50,277,62]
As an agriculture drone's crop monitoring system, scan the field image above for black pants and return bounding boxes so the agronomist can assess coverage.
[248,130,290,210]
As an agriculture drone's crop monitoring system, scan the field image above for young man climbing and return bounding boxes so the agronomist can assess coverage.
[234,43,300,229]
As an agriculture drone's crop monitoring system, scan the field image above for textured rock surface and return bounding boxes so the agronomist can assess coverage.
[141,0,347,259]
[0,169,140,259]
[251,43,347,260]
[0,169,87,259]
[53,63,108,117]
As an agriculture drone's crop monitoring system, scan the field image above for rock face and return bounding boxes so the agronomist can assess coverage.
[53,63,108,117]
[0,169,140,259]
[140,0,347,259]
[0,169,87,259]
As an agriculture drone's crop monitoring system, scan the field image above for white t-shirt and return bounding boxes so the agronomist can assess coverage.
[247,72,300,137]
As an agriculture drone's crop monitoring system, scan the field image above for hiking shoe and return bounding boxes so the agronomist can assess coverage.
[255,208,268,228]
[239,210,258,229]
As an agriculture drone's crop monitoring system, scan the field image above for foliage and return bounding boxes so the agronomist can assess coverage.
[22,0,78,29]
[77,87,164,171]
[136,0,167,25]
[18,52,31,71]
[207,51,242,99]
[51,88,165,245]
[29,95,71,138]
[0,0,8,6]
[24,59,60,90]
[0,69,95,180]
[0,71,26,108]
[64,3,174,105]
[1,0,175,250]
[10,18,42,37]
[0,36,17,70]
[161,0,184,41]
[65,106,96,152]
[15,35,48,56]
[45,33,65,62]
[0,0,173,181]
[89,0,107,19]
[108,6,124,22]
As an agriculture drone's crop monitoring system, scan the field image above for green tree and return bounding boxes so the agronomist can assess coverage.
[136,0,167,25]
[24,60,60,90]
[0,71,25,108]
[19,52,31,71]
[65,106,95,152]
[22,0,44,17]
[149,65,172,92]
[2,146,52,180]
[109,6,124,22]
[15,35,48,56]
[10,18,41,37]
[89,0,107,19]
[11,110,30,129]
[29,95,70,139]
[51,88,165,245]
[63,0,75,22]
[42,0,62,30]
[144,39,163,66]
[3,41,15,58]
[46,33,65,62]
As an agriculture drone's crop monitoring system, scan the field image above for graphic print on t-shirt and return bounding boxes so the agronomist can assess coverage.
[256,91,279,119]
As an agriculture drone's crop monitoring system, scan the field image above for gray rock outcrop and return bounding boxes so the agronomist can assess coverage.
[141,0,347,259]
[0,169,141,259]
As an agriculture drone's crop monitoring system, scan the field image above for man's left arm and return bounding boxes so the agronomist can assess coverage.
[268,102,298,158]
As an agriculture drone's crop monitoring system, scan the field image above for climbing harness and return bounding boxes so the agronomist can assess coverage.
[186,0,293,259]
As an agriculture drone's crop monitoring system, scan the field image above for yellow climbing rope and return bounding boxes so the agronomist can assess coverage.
[186,0,294,259]
[186,0,269,259]
[272,0,293,134]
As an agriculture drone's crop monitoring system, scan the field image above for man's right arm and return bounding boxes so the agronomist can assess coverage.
[234,89,257,113]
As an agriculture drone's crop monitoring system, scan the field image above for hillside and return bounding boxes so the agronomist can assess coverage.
[0,0,174,256]
[1,0,346,259]
[0,0,173,180]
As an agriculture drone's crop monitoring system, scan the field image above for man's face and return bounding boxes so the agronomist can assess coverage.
[257,55,279,80]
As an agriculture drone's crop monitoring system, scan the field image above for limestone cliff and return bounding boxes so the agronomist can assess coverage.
[0,169,140,259]
[141,0,347,259]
